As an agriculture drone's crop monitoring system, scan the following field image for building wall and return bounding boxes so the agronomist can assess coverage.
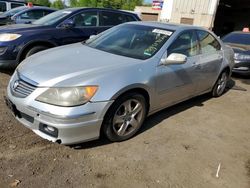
[134,6,161,21]
[160,0,220,29]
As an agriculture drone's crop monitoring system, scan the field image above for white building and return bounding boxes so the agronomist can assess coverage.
[158,0,250,35]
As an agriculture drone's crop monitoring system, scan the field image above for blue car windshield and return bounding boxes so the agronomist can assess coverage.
[33,9,72,26]
[85,24,173,60]
[2,6,27,17]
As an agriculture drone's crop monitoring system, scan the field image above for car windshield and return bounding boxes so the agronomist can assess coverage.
[33,9,72,25]
[85,24,173,60]
[2,6,27,17]
[222,33,250,45]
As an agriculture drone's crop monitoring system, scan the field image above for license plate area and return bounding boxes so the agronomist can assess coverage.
[4,96,21,118]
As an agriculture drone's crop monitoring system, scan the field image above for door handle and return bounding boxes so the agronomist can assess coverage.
[218,55,223,60]
[192,62,202,69]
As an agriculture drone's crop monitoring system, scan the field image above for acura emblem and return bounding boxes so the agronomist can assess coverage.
[13,80,19,90]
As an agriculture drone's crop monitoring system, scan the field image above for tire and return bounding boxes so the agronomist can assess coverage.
[25,46,49,58]
[212,71,229,97]
[102,93,147,142]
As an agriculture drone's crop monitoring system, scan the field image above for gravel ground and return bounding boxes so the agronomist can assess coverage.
[0,70,250,188]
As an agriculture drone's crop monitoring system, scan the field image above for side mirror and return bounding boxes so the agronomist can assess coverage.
[11,15,18,20]
[61,19,75,29]
[161,53,187,65]
[89,35,96,39]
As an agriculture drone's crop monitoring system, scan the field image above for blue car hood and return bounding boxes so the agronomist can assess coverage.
[0,24,48,33]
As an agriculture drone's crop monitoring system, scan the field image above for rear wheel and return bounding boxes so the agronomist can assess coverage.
[212,71,229,97]
[102,93,147,142]
[25,45,49,58]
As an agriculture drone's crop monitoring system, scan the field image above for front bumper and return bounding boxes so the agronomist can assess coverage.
[232,60,250,75]
[7,83,113,145]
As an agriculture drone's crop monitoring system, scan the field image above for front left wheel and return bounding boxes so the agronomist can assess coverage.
[102,93,147,142]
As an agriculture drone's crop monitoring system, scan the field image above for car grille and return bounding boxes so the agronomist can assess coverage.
[11,72,37,98]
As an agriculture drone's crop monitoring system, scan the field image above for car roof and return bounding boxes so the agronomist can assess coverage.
[126,21,206,31]
[22,6,57,10]
[228,31,250,35]
[62,7,139,15]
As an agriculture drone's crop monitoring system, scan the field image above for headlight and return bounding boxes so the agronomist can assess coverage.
[36,86,98,107]
[234,53,250,60]
[0,33,21,42]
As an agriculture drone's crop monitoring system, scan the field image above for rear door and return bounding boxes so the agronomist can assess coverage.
[156,30,201,107]
[99,10,137,32]
[195,30,223,93]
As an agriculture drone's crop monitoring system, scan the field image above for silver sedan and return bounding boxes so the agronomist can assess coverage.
[6,22,234,144]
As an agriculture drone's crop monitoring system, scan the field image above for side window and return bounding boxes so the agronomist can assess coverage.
[100,11,125,26]
[11,3,24,9]
[0,2,7,12]
[20,10,44,19]
[71,11,98,27]
[197,30,221,54]
[43,10,53,16]
[125,14,137,22]
[168,30,199,57]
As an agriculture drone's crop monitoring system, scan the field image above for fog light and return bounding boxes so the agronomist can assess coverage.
[46,126,55,132]
[39,123,58,138]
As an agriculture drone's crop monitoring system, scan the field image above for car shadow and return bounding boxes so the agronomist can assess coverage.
[71,79,238,150]
[0,69,14,76]
[232,73,250,85]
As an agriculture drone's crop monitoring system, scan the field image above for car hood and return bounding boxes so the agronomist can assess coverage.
[225,42,250,54]
[17,43,143,87]
[0,23,48,33]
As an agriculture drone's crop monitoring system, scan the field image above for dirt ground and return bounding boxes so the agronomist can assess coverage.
[0,70,250,188]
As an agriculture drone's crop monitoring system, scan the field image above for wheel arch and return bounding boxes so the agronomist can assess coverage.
[110,84,151,112]
[17,40,57,63]
[100,85,151,139]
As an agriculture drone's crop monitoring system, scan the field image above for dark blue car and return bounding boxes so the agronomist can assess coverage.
[0,8,141,68]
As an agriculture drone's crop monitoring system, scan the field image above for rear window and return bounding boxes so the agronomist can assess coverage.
[222,33,250,45]
[100,11,135,26]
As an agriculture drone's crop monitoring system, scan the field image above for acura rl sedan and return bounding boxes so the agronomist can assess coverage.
[5,22,234,145]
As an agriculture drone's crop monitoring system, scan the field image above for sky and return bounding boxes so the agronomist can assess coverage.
[144,0,152,3]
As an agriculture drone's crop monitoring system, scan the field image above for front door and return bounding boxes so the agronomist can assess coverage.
[156,30,201,108]
[57,11,101,45]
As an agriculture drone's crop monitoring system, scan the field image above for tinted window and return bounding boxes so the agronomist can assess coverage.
[168,30,199,57]
[0,1,6,12]
[222,33,250,45]
[20,10,47,19]
[71,11,98,27]
[100,11,125,26]
[125,14,136,22]
[86,24,172,60]
[197,30,221,54]
[11,3,24,9]
[43,10,53,16]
